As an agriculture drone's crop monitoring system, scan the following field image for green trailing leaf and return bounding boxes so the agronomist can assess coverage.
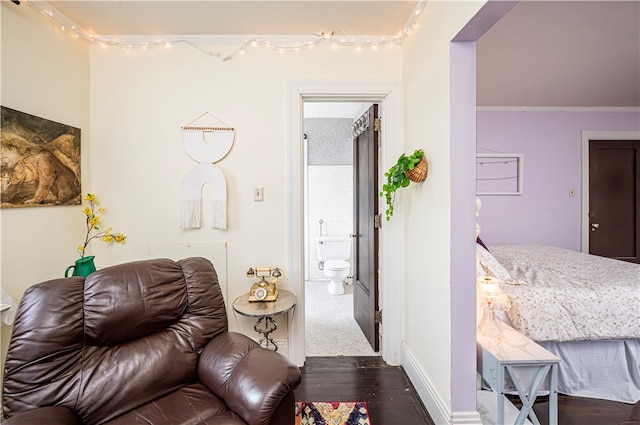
[380,149,424,220]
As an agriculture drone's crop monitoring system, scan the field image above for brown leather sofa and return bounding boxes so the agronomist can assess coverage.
[2,257,301,425]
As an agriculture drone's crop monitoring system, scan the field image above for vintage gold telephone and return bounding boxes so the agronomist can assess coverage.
[247,267,281,302]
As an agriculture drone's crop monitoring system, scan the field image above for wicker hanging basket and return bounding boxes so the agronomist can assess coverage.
[406,154,428,183]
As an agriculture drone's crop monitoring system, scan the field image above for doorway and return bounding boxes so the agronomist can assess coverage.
[285,80,404,367]
[580,131,640,259]
[587,138,640,263]
[303,101,377,356]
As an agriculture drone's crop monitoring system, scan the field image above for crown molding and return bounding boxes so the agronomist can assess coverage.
[476,106,640,112]
[96,33,400,46]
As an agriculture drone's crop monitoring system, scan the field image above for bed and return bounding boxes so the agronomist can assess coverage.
[477,244,640,404]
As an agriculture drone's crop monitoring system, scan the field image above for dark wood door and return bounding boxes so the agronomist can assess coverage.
[589,139,640,263]
[352,104,380,351]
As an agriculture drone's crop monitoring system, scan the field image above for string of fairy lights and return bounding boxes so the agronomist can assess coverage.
[20,0,426,62]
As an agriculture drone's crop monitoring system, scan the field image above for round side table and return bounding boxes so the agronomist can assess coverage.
[232,289,296,351]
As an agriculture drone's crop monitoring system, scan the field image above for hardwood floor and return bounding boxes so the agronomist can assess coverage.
[294,356,640,425]
[294,356,434,425]
[517,395,640,425]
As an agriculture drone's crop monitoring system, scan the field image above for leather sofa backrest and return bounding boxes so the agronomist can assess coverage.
[3,257,228,425]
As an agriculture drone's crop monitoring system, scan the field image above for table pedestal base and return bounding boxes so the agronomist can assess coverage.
[254,316,278,351]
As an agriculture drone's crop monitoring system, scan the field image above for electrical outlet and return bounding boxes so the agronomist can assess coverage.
[254,187,264,202]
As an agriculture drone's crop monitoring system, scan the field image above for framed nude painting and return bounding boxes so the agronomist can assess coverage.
[1,106,81,208]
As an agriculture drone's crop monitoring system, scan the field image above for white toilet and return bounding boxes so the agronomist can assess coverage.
[316,235,351,295]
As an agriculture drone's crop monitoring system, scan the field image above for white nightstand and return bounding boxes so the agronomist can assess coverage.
[477,321,560,425]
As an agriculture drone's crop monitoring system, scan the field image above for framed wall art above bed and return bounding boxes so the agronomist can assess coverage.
[476,153,524,196]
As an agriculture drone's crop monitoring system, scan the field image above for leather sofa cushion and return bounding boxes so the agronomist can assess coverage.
[104,383,247,424]
[84,259,188,345]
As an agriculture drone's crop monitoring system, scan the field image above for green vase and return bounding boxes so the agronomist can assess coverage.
[65,256,96,277]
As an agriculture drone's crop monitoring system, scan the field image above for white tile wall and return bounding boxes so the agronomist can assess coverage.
[306,165,353,280]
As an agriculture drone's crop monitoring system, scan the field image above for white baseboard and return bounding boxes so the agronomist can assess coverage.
[236,335,290,358]
[452,411,484,425]
[272,338,289,358]
[401,342,483,425]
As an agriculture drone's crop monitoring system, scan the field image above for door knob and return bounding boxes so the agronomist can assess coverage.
[349,233,358,238]
[591,223,600,231]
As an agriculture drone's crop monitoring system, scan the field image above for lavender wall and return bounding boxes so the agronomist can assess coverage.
[476,110,640,251]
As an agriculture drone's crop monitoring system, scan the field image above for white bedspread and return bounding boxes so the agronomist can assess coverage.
[489,245,640,342]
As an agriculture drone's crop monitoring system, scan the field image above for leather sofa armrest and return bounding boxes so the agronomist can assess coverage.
[3,406,82,425]
[198,332,301,425]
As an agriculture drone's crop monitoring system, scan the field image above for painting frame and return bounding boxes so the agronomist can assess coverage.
[1,106,81,208]
[476,152,524,196]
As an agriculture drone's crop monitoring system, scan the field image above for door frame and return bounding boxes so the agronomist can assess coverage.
[580,130,640,253]
[286,80,404,367]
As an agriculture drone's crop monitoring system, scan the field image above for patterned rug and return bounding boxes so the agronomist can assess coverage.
[295,401,371,425]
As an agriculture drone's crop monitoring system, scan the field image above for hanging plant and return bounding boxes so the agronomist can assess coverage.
[380,149,427,221]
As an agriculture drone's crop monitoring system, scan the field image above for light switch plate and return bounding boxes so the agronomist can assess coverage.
[254,187,264,202]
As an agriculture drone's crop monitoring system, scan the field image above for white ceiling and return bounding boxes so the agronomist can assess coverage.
[31,1,640,108]
[46,1,418,36]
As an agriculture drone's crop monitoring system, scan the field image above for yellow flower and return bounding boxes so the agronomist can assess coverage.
[77,194,127,258]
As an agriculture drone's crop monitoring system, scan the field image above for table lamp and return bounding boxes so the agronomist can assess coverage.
[477,275,511,337]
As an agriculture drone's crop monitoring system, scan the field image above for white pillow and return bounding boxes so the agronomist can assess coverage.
[476,244,513,283]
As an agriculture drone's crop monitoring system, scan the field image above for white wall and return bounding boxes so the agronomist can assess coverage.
[402,1,487,423]
[0,2,90,377]
[306,165,353,280]
[88,42,401,337]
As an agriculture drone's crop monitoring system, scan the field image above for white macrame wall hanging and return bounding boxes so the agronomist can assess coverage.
[179,112,234,230]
